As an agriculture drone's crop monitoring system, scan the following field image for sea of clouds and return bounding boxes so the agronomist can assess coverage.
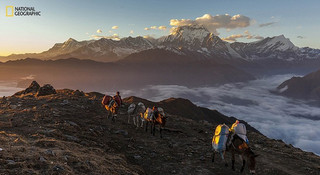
[0,81,22,97]
[122,74,320,155]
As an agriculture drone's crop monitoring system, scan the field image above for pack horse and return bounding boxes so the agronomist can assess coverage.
[102,95,121,122]
[212,122,258,174]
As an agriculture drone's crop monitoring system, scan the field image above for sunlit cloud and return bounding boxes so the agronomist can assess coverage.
[21,75,35,80]
[170,13,251,35]
[97,29,102,33]
[143,35,156,39]
[91,33,120,40]
[144,26,167,31]
[222,30,264,42]
[112,26,119,29]
[143,35,157,43]
[158,26,167,30]
[222,34,244,42]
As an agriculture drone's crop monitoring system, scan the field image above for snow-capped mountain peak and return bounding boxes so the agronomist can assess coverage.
[65,38,78,43]
[61,38,81,49]
[170,25,211,43]
[159,25,228,52]
[263,35,298,51]
[119,36,153,48]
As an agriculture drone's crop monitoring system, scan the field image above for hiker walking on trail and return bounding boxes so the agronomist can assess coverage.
[113,92,123,107]
[152,106,159,120]
[112,91,123,117]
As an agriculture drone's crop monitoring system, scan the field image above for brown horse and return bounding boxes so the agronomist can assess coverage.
[151,112,166,138]
[141,107,167,138]
[212,134,257,174]
[228,134,258,174]
[103,98,120,122]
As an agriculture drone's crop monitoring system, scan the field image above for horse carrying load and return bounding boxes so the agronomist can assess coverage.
[230,121,249,143]
[127,102,146,127]
[212,124,230,152]
[144,108,154,121]
[102,94,122,121]
[212,121,257,174]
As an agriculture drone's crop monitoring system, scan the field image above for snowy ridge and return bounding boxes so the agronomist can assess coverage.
[230,34,320,61]
[43,38,92,57]
[261,35,298,51]
[225,43,242,58]
[169,25,210,43]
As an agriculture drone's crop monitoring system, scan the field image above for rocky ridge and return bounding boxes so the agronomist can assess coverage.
[277,69,320,101]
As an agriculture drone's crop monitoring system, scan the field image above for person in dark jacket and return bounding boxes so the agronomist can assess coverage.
[112,92,123,117]
[113,91,123,107]
[152,106,159,120]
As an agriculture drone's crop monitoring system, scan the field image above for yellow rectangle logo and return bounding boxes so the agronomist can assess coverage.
[6,6,14,17]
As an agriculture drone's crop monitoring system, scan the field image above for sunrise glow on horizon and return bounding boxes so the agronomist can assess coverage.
[0,0,320,56]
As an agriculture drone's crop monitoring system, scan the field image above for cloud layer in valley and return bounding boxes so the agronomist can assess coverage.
[0,82,23,97]
[122,74,320,155]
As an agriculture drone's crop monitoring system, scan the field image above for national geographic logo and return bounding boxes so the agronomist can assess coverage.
[6,6,41,17]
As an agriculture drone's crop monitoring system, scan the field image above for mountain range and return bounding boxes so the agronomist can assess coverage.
[1,25,320,75]
[1,25,320,91]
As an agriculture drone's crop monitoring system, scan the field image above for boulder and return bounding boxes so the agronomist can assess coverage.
[36,84,57,96]
[24,81,40,94]
[72,90,84,96]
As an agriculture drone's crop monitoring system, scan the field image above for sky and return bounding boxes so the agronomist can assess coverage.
[0,0,319,56]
